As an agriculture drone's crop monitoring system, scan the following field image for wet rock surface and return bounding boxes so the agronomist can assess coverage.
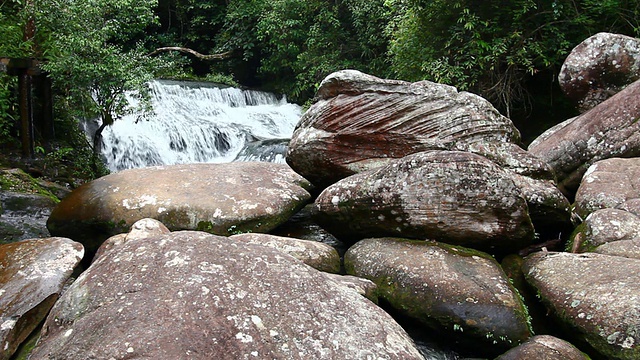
[523,251,640,360]
[345,237,532,356]
[46,162,312,255]
[0,191,57,245]
[0,237,84,360]
[29,227,424,360]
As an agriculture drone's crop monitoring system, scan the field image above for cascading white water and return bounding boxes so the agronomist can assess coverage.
[96,80,302,172]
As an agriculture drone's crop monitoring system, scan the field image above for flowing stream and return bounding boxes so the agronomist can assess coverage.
[89,80,303,172]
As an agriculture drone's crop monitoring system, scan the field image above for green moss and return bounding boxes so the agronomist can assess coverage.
[0,169,60,203]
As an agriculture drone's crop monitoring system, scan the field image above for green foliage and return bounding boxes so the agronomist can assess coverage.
[387,0,640,117]
[0,74,18,146]
[203,72,239,87]
[253,0,392,101]
[36,0,168,126]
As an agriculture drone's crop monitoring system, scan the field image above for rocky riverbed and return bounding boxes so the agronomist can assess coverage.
[3,32,640,359]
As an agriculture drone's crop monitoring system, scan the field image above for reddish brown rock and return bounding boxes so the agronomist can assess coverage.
[559,32,640,112]
[568,209,640,258]
[46,162,312,255]
[286,70,523,189]
[315,150,534,253]
[29,229,423,359]
[528,80,640,196]
[0,237,84,360]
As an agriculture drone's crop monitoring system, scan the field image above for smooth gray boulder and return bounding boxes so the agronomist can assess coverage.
[523,251,640,359]
[29,224,424,359]
[345,237,532,356]
[0,237,84,360]
[315,150,535,253]
[46,162,312,254]
[559,32,640,112]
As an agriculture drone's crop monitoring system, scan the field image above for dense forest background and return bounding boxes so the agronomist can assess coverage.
[1,0,639,173]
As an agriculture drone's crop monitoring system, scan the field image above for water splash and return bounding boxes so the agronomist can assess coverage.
[95,80,302,172]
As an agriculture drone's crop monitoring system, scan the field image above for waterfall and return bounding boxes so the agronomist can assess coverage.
[94,80,302,172]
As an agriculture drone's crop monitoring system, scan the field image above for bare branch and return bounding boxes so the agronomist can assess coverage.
[147,47,235,61]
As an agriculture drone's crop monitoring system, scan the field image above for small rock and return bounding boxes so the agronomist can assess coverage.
[495,334,590,360]
[574,158,640,219]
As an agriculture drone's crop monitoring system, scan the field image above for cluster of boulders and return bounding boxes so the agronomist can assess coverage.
[3,32,640,359]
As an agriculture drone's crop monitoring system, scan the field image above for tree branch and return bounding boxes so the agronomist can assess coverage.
[147,47,235,61]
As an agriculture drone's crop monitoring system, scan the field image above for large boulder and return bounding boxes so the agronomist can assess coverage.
[523,251,640,359]
[287,69,530,189]
[495,335,590,360]
[528,80,640,196]
[0,237,84,360]
[46,162,312,254]
[29,222,424,359]
[559,32,640,112]
[344,237,532,356]
[315,150,535,253]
